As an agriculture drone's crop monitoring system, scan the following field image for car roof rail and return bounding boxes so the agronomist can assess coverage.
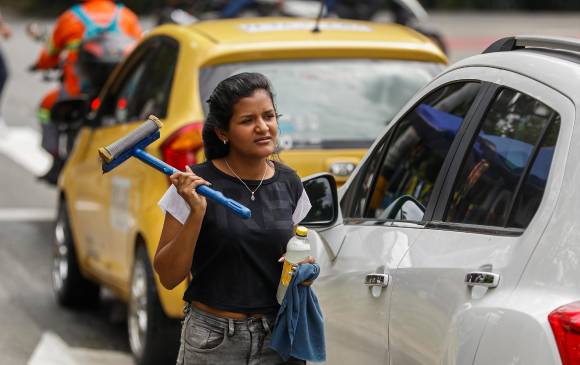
[483,36,580,54]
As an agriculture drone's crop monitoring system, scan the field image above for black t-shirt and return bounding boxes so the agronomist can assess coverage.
[182,160,304,313]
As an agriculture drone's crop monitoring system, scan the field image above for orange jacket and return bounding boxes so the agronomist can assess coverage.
[35,0,142,96]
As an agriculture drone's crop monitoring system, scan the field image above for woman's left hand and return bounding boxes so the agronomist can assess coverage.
[278,255,317,286]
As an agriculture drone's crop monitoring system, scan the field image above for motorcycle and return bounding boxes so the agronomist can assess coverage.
[27,22,132,184]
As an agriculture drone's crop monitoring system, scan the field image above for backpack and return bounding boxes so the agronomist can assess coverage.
[71,3,135,95]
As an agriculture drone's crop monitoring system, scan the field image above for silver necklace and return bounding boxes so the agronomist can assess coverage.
[224,159,269,201]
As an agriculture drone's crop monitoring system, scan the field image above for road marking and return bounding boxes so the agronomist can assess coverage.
[28,332,77,365]
[0,126,51,176]
[28,332,133,365]
[0,208,55,221]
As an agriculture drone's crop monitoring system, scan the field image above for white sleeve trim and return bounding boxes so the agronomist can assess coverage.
[158,185,191,225]
[292,188,312,225]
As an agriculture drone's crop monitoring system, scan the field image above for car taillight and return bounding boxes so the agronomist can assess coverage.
[548,301,580,365]
[90,97,101,111]
[160,122,204,171]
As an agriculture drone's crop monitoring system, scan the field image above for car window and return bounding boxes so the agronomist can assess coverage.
[119,42,178,122]
[200,59,442,149]
[97,39,178,125]
[444,88,560,228]
[113,60,149,123]
[97,44,153,125]
[347,82,481,221]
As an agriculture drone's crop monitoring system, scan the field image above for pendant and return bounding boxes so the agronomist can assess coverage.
[251,193,255,201]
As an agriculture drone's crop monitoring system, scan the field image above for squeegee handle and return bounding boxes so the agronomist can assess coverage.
[133,149,251,219]
[195,185,252,219]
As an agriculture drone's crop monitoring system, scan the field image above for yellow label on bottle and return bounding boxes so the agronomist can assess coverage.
[280,260,295,287]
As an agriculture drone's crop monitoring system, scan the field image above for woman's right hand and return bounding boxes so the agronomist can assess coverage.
[170,165,210,216]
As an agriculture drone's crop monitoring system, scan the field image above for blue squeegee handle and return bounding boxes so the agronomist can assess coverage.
[133,148,251,219]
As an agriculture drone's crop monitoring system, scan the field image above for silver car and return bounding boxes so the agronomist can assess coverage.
[300,36,579,365]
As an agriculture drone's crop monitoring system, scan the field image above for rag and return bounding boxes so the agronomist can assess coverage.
[271,263,326,362]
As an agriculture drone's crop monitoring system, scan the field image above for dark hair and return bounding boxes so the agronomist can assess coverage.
[203,72,277,160]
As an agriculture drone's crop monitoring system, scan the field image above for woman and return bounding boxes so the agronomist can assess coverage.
[154,72,312,365]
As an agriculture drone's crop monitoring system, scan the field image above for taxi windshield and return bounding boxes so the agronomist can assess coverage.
[199,59,442,149]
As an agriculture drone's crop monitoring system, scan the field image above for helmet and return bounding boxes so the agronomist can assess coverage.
[77,31,135,94]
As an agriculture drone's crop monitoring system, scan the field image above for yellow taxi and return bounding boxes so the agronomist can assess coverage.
[55,17,446,365]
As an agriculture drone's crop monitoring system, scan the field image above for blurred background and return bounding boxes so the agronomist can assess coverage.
[0,1,579,364]
[1,0,580,14]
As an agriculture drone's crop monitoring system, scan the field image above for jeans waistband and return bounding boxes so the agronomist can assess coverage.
[186,303,275,336]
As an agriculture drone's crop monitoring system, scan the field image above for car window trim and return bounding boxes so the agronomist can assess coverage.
[431,82,500,220]
[343,217,426,228]
[425,221,524,236]
[423,81,494,222]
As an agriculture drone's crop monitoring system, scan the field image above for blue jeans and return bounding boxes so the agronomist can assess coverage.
[177,304,305,365]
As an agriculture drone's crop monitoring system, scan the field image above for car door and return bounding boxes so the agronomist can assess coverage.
[70,36,179,285]
[387,68,573,365]
[306,78,485,364]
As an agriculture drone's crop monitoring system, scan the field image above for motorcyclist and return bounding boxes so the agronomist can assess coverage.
[31,0,142,184]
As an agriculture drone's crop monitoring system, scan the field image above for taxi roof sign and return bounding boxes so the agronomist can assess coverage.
[239,21,372,33]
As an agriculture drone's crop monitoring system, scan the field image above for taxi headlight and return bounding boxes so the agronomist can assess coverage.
[330,162,356,176]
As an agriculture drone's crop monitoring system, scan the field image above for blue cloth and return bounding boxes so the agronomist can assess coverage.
[271,263,326,362]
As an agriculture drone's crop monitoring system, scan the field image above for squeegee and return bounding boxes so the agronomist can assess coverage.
[98,115,251,219]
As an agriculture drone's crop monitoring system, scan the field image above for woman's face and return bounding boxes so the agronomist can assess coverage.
[224,89,278,159]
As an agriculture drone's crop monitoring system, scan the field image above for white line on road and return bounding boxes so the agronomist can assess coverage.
[27,332,77,365]
[28,332,134,365]
[0,208,55,221]
[0,126,52,176]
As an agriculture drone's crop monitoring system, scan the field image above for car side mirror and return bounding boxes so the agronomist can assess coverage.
[50,98,89,125]
[300,173,338,226]
[383,195,425,221]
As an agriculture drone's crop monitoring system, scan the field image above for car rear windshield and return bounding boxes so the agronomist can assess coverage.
[199,59,442,149]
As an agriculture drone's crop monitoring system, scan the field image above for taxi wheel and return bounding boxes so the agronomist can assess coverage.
[129,245,179,365]
[52,201,100,307]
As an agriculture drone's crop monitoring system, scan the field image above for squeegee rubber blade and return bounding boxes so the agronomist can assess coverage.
[104,119,160,160]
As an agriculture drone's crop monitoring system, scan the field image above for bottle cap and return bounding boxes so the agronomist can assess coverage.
[295,226,308,237]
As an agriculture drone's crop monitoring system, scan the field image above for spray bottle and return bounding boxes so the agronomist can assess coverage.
[277,226,311,304]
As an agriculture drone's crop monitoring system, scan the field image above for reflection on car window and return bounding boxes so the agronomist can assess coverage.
[99,40,178,125]
[508,116,560,228]
[119,43,178,122]
[360,82,481,221]
[445,88,560,228]
[200,59,442,149]
[114,61,148,123]
[98,45,153,125]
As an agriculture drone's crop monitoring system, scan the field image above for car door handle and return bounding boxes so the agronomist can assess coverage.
[365,273,390,288]
[465,271,500,288]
